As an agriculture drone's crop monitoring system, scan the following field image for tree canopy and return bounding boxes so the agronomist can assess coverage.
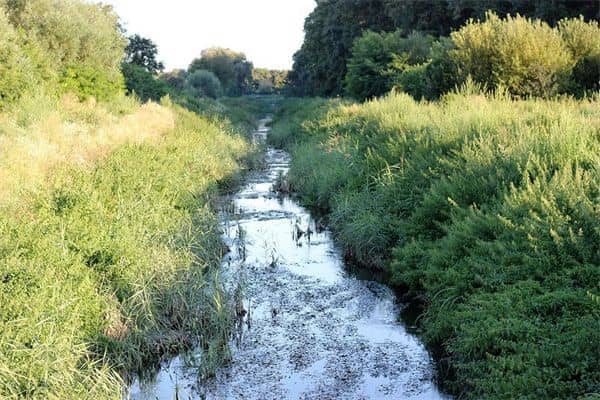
[125,34,164,74]
[289,0,599,96]
[189,47,253,96]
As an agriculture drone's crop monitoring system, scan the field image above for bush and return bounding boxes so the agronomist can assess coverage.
[344,30,434,101]
[0,8,34,108]
[60,64,125,101]
[1,0,126,103]
[424,38,463,99]
[395,63,429,99]
[558,17,600,94]
[451,12,573,97]
[185,69,223,99]
[122,63,168,102]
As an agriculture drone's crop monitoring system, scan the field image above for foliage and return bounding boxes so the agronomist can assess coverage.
[270,92,600,399]
[451,12,573,97]
[122,63,168,102]
[160,69,188,92]
[290,0,599,97]
[185,69,223,99]
[125,34,164,74]
[0,96,257,398]
[60,63,125,101]
[344,30,434,100]
[0,0,126,103]
[252,68,288,94]
[0,8,34,108]
[558,17,600,94]
[189,47,253,96]
[288,0,395,96]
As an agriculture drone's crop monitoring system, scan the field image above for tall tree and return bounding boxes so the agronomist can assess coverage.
[125,34,164,74]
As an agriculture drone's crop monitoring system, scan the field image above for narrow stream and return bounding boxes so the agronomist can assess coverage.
[127,119,449,400]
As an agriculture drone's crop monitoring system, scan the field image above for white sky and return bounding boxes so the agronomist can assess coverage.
[97,0,316,71]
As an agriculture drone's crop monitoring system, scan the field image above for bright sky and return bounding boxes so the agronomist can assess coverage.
[97,0,316,71]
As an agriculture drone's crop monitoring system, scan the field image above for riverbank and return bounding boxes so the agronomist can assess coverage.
[268,93,600,399]
[128,118,448,400]
[0,95,268,399]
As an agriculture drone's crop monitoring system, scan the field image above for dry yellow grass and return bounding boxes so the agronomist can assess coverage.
[0,95,175,207]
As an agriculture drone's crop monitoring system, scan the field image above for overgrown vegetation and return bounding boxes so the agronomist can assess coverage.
[0,1,274,398]
[288,0,599,97]
[269,91,600,399]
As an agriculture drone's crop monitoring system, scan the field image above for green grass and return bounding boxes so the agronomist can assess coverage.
[271,91,600,399]
[0,97,258,398]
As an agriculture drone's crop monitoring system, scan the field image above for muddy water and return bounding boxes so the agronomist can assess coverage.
[127,119,449,400]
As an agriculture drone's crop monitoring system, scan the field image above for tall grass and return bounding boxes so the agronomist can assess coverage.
[271,91,600,399]
[0,95,256,398]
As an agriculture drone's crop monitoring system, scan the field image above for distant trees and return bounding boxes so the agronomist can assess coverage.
[289,0,599,97]
[184,69,223,99]
[189,47,254,96]
[252,68,288,94]
[125,34,164,74]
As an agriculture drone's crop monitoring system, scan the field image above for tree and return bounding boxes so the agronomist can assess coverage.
[189,47,253,96]
[289,0,395,97]
[344,30,434,100]
[122,63,167,102]
[252,68,288,94]
[125,34,164,74]
[185,69,223,99]
[0,0,127,102]
[290,0,599,97]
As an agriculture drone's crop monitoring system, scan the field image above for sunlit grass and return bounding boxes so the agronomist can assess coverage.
[272,90,600,399]
[0,95,257,398]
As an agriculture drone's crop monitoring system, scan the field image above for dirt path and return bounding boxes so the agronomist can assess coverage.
[127,119,449,400]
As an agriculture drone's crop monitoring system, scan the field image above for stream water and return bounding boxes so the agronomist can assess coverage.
[126,119,449,400]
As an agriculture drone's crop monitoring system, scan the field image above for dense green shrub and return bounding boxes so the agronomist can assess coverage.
[122,63,168,102]
[185,69,223,99]
[60,64,125,101]
[0,0,126,102]
[271,93,600,399]
[451,12,572,97]
[344,30,434,100]
[558,17,600,94]
[0,8,34,107]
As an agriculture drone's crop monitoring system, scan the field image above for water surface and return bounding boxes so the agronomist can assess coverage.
[127,119,449,400]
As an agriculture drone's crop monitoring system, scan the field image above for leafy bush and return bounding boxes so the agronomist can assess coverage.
[395,63,429,99]
[271,93,600,399]
[60,64,125,101]
[1,0,126,103]
[0,8,34,108]
[451,12,572,97]
[185,69,223,99]
[122,63,168,102]
[558,17,600,94]
[344,30,434,100]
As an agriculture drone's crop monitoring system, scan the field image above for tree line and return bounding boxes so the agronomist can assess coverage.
[288,0,599,98]
[0,0,286,112]
[123,42,289,104]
